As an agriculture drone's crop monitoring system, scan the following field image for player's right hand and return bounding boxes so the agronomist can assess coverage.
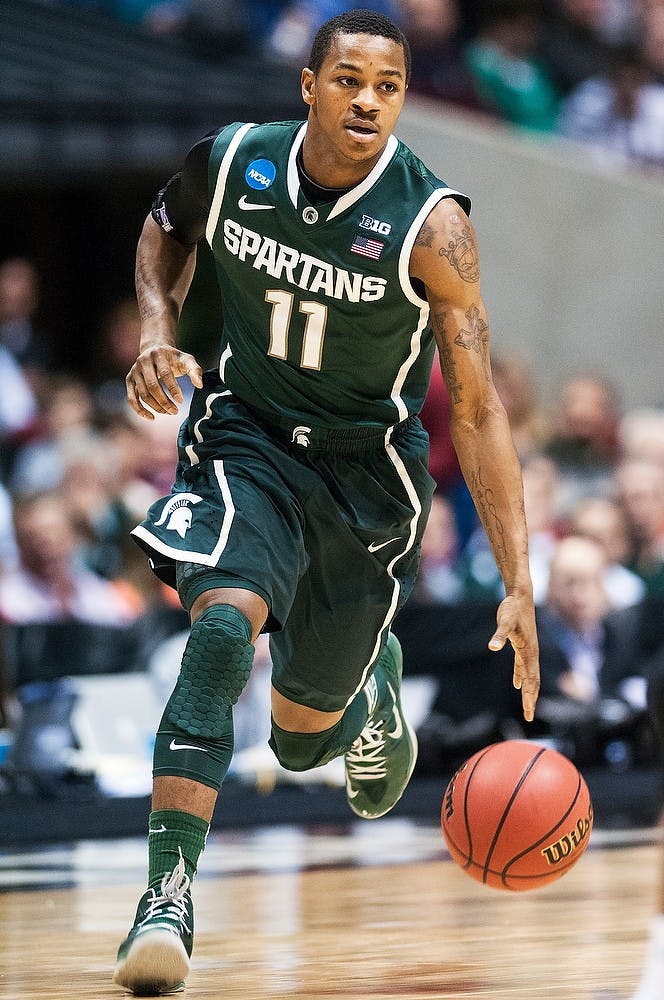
[126,345,203,420]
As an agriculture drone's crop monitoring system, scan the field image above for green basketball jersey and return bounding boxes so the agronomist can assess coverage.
[205,120,470,430]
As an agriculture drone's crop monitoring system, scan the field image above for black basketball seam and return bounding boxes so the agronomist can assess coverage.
[482,747,547,884]
[462,745,495,871]
[501,772,590,886]
[441,825,585,886]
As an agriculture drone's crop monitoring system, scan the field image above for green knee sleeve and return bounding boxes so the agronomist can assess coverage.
[166,604,254,739]
[153,714,234,792]
[269,691,369,772]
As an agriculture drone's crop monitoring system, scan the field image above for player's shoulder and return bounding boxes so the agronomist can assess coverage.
[393,138,444,187]
[208,119,303,158]
[393,137,471,216]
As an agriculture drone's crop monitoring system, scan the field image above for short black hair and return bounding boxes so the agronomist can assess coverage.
[308,8,411,84]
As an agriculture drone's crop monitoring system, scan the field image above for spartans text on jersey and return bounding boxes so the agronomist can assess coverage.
[223,219,388,303]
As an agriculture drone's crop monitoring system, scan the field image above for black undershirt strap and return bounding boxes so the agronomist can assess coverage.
[296,147,352,205]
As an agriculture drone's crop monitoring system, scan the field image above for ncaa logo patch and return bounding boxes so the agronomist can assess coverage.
[245,159,276,190]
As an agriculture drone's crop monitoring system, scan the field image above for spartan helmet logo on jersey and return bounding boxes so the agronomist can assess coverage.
[291,425,312,447]
[154,493,203,538]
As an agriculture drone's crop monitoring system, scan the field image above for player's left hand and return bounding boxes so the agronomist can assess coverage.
[488,594,540,723]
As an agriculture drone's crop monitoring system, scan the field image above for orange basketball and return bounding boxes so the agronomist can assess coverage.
[441,740,593,891]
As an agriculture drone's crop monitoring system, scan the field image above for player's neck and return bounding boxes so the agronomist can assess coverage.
[300,130,385,191]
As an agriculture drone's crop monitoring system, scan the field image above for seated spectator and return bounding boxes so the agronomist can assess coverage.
[639,0,664,83]
[0,490,147,793]
[544,371,622,515]
[537,0,616,97]
[265,0,403,65]
[619,407,664,468]
[413,491,467,604]
[0,344,38,482]
[521,451,563,604]
[457,450,564,606]
[492,353,551,459]
[0,257,52,390]
[90,299,141,419]
[9,373,97,496]
[398,0,479,108]
[558,43,664,171]
[465,0,561,133]
[614,457,664,594]
[0,482,18,573]
[0,491,140,625]
[568,495,646,608]
[535,533,652,765]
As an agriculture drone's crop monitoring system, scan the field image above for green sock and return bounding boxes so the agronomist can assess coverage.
[147,808,209,888]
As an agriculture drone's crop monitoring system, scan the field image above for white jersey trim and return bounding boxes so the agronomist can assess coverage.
[206,123,256,246]
[383,187,467,423]
[344,426,423,706]
[286,126,398,221]
[185,390,231,466]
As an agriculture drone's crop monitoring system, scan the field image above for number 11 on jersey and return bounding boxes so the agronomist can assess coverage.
[265,289,328,371]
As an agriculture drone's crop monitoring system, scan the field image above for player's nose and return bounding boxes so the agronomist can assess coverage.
[351,86,380,113]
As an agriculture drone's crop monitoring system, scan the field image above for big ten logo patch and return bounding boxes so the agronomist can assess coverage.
[360,214,392,237]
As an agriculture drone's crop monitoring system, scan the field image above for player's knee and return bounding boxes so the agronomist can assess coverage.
[165,603,255,740]
[269,719,342,772]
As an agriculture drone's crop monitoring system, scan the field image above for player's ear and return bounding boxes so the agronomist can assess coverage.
[301,67,316,107]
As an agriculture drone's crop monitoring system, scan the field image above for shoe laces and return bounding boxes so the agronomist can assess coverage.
[139,850,192,934]
[345,718,388,782]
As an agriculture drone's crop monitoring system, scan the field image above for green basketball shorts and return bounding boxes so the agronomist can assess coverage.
[132,372,436,712]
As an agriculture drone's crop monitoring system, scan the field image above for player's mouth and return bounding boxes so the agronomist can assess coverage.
[345,119,379,142]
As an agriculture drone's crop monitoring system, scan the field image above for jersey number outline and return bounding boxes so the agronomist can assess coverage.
[265,290,328,371]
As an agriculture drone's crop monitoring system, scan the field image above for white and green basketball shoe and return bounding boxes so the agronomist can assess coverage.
[344,633,418,819]
[113,852,193,995]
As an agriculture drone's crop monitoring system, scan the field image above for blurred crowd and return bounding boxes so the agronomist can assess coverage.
[54,0,664,174]
[1,249,664,796]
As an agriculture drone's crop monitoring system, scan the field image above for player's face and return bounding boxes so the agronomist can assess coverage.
[301,32,407,184]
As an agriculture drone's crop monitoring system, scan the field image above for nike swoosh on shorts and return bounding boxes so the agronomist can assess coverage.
[367,537,400,553]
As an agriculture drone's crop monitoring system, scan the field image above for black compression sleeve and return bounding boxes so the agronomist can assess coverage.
[151,129,222,245]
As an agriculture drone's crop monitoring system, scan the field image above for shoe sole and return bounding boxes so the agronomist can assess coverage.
[113,929,189,995]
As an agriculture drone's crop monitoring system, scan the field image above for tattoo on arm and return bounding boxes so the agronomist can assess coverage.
[471,467,507,562]
[454,304,491,381]
[136,254,159,321]
[414,222,435,248]
[439,225,480,283]
[432,309,463,405]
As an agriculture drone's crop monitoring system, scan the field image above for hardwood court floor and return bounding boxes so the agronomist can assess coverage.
[0,821,661,1000]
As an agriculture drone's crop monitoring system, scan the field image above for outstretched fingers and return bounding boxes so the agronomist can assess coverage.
[489,595,540,723]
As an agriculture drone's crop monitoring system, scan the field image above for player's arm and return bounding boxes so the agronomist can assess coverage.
[410,198,540,721]
[127,134,218,419]
[127,217,202,420]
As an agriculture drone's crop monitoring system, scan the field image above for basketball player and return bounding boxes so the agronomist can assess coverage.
[114,9,540,994]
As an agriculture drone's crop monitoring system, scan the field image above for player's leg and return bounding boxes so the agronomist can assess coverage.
[113,583,268,996]
[268,419,433,819]
[270,630,415,819]
[116,387,308,993]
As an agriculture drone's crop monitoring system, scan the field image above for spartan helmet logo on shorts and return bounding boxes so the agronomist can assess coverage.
[154,493,203,538]
[291,425,312,447]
